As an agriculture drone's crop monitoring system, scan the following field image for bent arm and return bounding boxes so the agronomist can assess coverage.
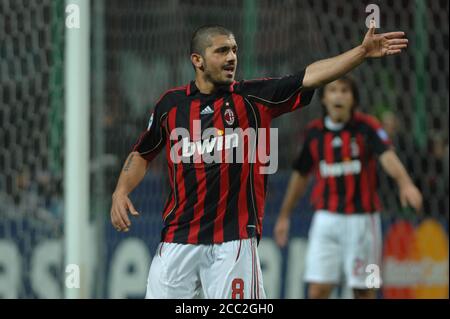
[379,150,412,187]
[278,171,311,219]
[113,151,149,196]
[379,150,423,212]
[110,152,149,232]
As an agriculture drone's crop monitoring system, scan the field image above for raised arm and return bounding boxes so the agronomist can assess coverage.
[110,152,148,232]
[379,150,423,213]
[303,21,408,89]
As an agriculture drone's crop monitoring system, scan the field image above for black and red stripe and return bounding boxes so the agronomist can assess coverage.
[197,98,224,244]
[233,94,251,239]
[298,113,389,214]
[341,130,355,213]
[212,99,228,243]
[187,100,206,244]
[222,97,243,242]
[134,72,316,245]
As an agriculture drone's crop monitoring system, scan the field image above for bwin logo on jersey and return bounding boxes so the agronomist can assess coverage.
[178,133,239,158]
[319,160,362,177]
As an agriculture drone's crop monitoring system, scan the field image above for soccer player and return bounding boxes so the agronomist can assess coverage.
[110,23,409,299]
[273,75,423,299]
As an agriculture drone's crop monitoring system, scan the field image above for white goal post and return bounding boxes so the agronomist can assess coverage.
[64,0,90,299]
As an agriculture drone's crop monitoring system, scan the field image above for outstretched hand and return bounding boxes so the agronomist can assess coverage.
[362,20,409,58]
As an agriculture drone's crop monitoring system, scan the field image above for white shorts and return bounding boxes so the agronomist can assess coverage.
[304,210,382,289]
[145,237,266,299]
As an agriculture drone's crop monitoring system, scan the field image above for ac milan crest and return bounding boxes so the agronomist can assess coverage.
[224,108,235,126]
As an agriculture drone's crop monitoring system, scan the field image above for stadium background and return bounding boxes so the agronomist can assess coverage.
[0,0,448,298]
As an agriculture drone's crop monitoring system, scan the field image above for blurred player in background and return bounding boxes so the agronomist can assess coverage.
[273,75,423,299]
[110,22,409,299]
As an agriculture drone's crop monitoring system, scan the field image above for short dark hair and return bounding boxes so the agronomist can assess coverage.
[318,75,360,114]
[190,25,234,56]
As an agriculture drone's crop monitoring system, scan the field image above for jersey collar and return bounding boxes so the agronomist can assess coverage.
[186,80,236,96]
[324,116,345,131]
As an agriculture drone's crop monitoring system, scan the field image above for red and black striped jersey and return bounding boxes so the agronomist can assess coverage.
[133,70,314,244]
[293,112,392,214]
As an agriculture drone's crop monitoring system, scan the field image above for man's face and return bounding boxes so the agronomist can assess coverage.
[322,80,355,122]
[201,35,238,85]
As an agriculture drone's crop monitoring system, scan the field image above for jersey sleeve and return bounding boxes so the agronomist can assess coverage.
[292,131,314,176]
[241,69,315,118]
[365,116,393,156]
[132,102,167,162]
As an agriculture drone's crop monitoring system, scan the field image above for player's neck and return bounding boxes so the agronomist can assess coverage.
[325,115,350,131]
[328,112,351,124]
[194,75,217,95]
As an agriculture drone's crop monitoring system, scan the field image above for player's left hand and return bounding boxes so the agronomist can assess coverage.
[274,216,290,248]
[399,183,423,213]
[362,19,409,58]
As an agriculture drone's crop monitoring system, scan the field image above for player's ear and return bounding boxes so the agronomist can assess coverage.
[191,53,204,71]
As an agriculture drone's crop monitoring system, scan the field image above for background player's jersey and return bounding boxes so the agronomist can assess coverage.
[293,112,392,214]
[133,70,315,244]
